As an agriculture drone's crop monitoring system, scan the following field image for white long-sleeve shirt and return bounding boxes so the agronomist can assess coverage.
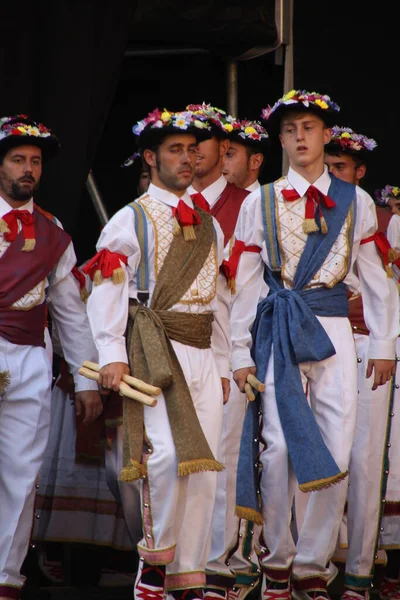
[0,195,98,392]
[231,167,399,371]
[86,183,231,378]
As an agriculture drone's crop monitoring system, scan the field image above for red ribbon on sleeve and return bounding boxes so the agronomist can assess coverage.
[82,249,128,285]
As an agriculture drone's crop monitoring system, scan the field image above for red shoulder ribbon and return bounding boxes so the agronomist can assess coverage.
[360,231,400,276]
[82,249,128,285]
[221,239,261,292]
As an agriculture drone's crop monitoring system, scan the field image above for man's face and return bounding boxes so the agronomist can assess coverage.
[388,196,400,215]
[222,142,251,187]
[324,152,365,185]
[144,134,197,194]
[0,145,42,203]
[194,137,224,178]
[138,168,151,195]
[279,112,330,170]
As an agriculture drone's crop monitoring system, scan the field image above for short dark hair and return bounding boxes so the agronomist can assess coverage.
[324,149,367,169]
[244,145,266,177]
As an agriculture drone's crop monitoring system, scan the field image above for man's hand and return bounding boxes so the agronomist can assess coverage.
[366,359,396,391]
[221,377,230,404]
[98,362,130,394]
[233,366,257,393]
[75,390,103,425]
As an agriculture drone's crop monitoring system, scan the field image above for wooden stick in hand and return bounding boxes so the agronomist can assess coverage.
[82,361,162,396]
[246,373,265,393]
[244,383,256,402]
[78,366,157,407]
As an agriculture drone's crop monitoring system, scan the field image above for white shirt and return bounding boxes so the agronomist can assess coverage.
[188,174,227,211]
[231,167,399,370]
[86,183,231,378]
[387,213,400,283]
[245,180,261,193]
[0,195,98,392]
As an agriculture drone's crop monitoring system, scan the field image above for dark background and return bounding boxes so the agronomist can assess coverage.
[1,2,397,263]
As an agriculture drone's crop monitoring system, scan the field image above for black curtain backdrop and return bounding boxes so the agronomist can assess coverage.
[0,0,135,237]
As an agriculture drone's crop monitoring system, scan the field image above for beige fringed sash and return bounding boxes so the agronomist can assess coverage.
[120,208,224,481]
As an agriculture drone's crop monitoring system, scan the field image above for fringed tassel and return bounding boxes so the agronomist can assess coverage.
[80,287,89,303]
[93,270,103,286]
[182,225,196,241]
[0,219,10,234]
[0,370,10,395]
[173,217,181,237]
[388,248,400,262]
[320,216,328,234]
[298,469,349,493]
[235,505,263,525]
[112,267,126,285]
[386,265,394,278]
[22,238,36,251]
[119,460,147,482]
[302,218,319,234]
[227,277,236,294]
[178,458,224,476]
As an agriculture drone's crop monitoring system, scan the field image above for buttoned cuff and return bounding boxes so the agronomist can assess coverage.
[231,349,256,373]
[368,338,397,360]
[216,358,231,380]
[98,343,129,369]
[73,375,99,393]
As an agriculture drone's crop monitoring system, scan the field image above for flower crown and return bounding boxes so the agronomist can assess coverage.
[329,126,377,153]
[374,185,400,206]
[261,89,340,121]
[229,118,269,142]
[0,114,53,141]
[185,103,234,134]
[122,108,211,167]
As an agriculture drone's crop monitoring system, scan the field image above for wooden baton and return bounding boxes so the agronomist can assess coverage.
[78,366,157,407]
[82,361,162,396]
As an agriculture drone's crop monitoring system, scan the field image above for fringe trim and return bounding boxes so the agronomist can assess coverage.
[93,270,103,286]
[386,265,394,278]
[227,277,236,294]
[183,225,196,241]
[119,460,147,482]
[22,238,36,251]
[0,218,10,233]
[320,216,328,234]
[235,505,263,525]
[0,370,10,395]
[178,458,224,476]
[173,217,181,236]
[388,248,400,262]
[302,218,319,234]
[80,287,89,303]
[112,267,126,284]
[298,469,348,492]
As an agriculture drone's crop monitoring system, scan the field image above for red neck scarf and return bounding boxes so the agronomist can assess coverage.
[282,185,336,235]
[0,209,36,250]
[172,199,202,241]
[190,191,211,213]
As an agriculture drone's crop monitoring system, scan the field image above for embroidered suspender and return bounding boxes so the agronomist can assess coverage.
[128,202,150,305]
[260,183,281,271]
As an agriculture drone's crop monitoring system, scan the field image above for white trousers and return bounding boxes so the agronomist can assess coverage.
[207,374,260,588]
[124,341,223,591]
[259,317,357,587]
[0,337,52,592]
[381,339,400,550]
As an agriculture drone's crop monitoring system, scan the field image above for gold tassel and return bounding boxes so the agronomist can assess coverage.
[178,458,224,476]
[93,269,103,286]
[228,277,236,294]
[173,216,181,236]
[183,225,196,241]
[320,216,328,234]
[388,248,400,262]
[302,218,319,234]
[235,505,263,525]
[112,267,126,285]
[298,469,349,493]
[0,219,10,234]
[119,460,147,482]
[80,287,89,303]
[0,370,10,395]
[386,265,394,278]
[22,238,36,251]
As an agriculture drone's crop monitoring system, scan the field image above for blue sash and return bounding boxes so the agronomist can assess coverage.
[236,175,357,521]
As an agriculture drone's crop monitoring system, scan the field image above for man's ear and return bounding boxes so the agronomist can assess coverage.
[249,152,264,172]
[355,164,366,182]
[220,138,230,156]
[143,149,156,168]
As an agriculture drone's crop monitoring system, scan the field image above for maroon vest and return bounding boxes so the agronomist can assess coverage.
[211,182,250,247]
[0,208,71,346]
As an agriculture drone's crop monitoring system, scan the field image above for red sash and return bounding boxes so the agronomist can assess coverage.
[0,208,71,346]
[211,183,249,246]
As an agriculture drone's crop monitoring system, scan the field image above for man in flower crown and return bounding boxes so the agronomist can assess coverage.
[0,114,102,600]
[85,108,231,600]
[222,118,269,192]
[291,127,400,600]
[229,89,398,600]
[375,184,400,600]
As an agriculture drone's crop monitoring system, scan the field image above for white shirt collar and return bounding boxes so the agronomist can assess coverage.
[0,195,34,218]
[188,175,227,209]
[246,180,261,192]
[286,165,331,198]
[147,183,194,209]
